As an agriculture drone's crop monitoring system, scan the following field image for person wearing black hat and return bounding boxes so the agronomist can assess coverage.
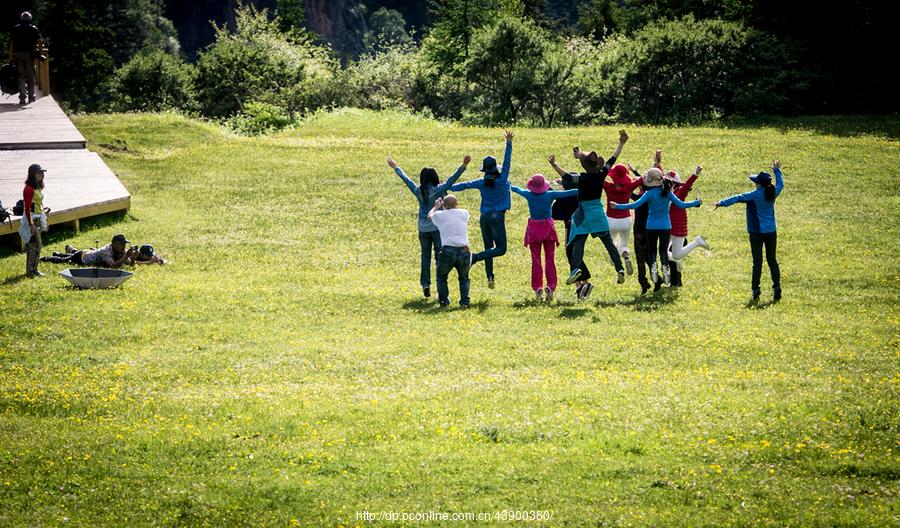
[7,11,42,104]
[128,244,166,265]
[714,160,785,303]
[450,130,514,289]
[19,163,47,277]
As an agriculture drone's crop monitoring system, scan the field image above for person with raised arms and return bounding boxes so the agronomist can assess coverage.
[450,130,513,290]
[388,154,471,298]
[714,160,785,303]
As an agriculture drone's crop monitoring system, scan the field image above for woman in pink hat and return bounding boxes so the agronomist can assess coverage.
[510,174,578,301]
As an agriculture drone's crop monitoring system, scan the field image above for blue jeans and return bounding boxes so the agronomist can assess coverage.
[436,246,471,306]
[418,230,441,288]
[477,211,507,280]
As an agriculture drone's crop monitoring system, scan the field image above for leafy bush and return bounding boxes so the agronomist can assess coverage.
[227,101,294,135]
[105,49,196,113]
[588,16,809,122]
[195,5,334,118]
[345,44,421,112]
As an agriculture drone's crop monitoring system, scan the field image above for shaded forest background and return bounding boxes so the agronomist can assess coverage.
[1,0,897,127]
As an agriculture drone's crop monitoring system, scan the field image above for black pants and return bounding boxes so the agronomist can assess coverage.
[633,230,650,288]
[645,229,671,267]
[749,232,780,294]
[41,250,84,265]
[569,231,623,282]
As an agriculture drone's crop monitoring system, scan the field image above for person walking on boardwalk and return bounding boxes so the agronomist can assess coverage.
[388,155,471,298]
[510,174,578,302]
[7,11,42,104]
[548,130,629,301]
[19,163,47,277]
[451,130,513,290]
[427,195,473,308]
[714,160,785,303]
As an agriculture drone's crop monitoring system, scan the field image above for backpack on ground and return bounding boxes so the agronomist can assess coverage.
[12,200,25,216]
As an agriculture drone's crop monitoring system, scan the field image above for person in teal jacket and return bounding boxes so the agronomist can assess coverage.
[451,130,514,289]
[715,160,785,302]
[388,155,471,298]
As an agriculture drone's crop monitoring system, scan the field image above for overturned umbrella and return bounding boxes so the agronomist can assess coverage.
[60,268,133,289]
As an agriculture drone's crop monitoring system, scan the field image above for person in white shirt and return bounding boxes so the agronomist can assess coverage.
[428,195,473,307]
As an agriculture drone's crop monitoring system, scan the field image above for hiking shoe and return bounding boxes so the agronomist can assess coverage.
[566,268,582,285]
[439,300,451,308]
[752,290,761,303]
[27,270,45,278]
[773,288,782,302]
[580,282,594,300]
[535,288,544,300]
[545,289,554,303]
[488,278,495,289]
[650,262,658,284]
[640,282,650,295]
[617,270,625,284]
[423,287,431,298]
[663,265,671,285]
[695,235,710,250]
[653,280,662,293]
[624,255,634,275]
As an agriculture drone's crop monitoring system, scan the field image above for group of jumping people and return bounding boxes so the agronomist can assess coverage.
[389,129,784,307]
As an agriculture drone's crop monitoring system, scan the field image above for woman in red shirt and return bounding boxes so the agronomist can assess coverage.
[604,163,644,276]
[21,163,47,277]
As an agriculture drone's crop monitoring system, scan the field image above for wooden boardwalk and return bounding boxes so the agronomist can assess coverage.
[0,93,130,246]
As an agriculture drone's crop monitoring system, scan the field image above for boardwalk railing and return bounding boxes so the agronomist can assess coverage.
[36,44,50,96]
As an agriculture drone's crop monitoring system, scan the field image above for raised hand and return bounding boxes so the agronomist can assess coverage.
[773,159,781,169]
[654,150,663,164]
[463,154,472,167]
[695,165,702,176]
[619,129,629,143]
[504,129,514,141]
[386,157,397,169]
[548,154,556,165]
[713,201,721,209]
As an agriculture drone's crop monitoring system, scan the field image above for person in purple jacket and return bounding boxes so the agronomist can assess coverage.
[714,160,785,303]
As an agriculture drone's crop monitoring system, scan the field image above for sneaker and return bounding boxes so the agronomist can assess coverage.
[19,98,26,105]
[27,270,45,278]
[535,288,544,300]
[640,282,650,295]
[624,255,634,275]
[439,300,451,308]
[545,289,554,303]
[663,265,671,285]
[650,262,658,284]
[695,235,710,250]
[773,287,782,302]
[580,282,594,300]
[566,268,582,285]
[617,270,625,284]
[487,278,495,289]
[653,280,662,293]
[752,290,761,303]
[423,287,431,298]
[28,96,36,103]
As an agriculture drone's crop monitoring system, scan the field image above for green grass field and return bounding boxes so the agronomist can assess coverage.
[1,109,898,527]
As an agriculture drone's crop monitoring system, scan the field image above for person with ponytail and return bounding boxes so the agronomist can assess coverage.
[666,166,710,287]
[388,154,471,297]
[611,168,701,287]
[714,160,785,302]
[19,163,48,277]
[451,130,514,290]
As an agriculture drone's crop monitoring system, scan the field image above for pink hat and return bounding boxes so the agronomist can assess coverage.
[526,173,550,194]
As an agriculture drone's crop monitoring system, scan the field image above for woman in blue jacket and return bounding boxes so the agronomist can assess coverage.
[611,167,701,287]
[451,130,513,289]
[388,154,471,297]
[714,160,785,302]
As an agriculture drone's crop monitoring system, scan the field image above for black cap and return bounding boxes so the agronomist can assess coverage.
[28,163,46,175]
[139,244,155,257]
[112,234,130,245]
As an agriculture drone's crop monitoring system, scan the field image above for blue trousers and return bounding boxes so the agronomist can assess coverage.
[418,230,441,287]
[476,211,507,280]
[436,246,471,306]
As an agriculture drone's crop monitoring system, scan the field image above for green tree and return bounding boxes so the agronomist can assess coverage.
[363,8,412,53]
[105,49,196,113]
[578,0,620,41]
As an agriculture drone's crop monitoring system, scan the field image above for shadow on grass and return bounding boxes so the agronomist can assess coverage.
[745,298,781,310]
[2,274,28,285]
[593,287,680,312]
[401,298,490,314]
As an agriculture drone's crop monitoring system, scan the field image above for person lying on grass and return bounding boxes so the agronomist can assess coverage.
[127,244,166,265]
[40,234,135,267]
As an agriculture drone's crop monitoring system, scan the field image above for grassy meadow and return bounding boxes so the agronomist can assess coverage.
[0,109,898,527]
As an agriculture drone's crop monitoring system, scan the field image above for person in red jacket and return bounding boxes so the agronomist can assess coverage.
[604,163,644,276]
[20,163,47,277]
[666,166,710,287]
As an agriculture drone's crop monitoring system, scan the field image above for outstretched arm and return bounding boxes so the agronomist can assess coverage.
[715,191,753,209]
[499,130,513,181]
[606,129,628,167]
[612,190,650,210]
[547,154,569,177]
[388,157,418,196]
[438,155,472,193]
[669,191,701,209]
[773,160,784,196]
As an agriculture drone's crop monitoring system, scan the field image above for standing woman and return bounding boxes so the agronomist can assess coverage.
[19,163,48,277]
[451,130,513,289]
[388,155,471,297]
[611,168,701,287]
[714,161,785,302]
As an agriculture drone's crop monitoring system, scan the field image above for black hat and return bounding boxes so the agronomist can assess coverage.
[139,244,155,257]
[27,163,46,175]
[112,234,130,245]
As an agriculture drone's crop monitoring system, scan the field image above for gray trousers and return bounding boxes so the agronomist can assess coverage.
[14,51,35,101]
[25,227,42,275]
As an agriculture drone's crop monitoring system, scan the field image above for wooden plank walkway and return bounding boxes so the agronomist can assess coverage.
[0,93,86,149]
[0,93,130,247]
